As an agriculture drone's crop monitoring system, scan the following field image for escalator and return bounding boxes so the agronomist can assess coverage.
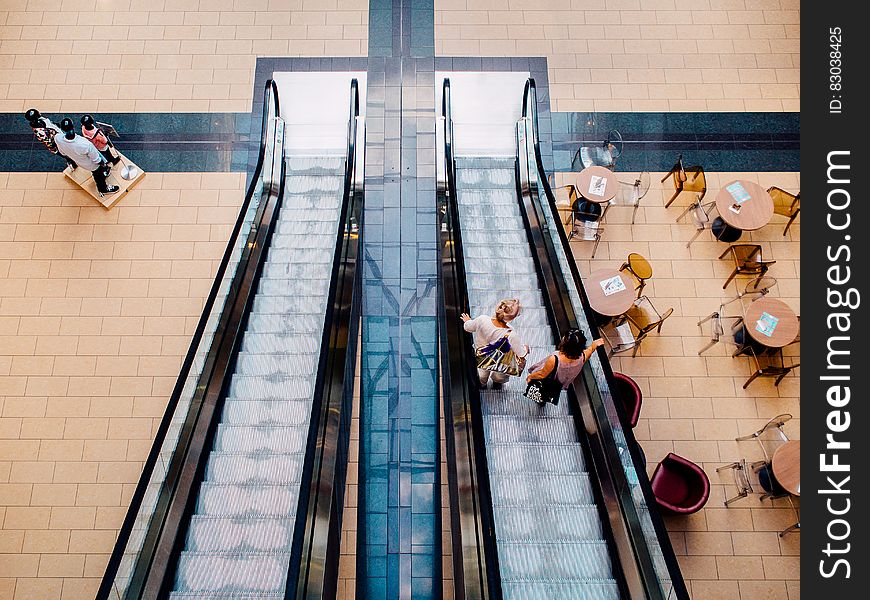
[456,156,619,598]
[99,79,364,599]
[439,79,689,600]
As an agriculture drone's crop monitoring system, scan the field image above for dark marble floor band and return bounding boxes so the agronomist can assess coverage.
[0,107,798,174]
[0,112,253,173]
[552,111,799,172]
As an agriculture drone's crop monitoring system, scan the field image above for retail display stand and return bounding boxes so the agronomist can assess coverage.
[63,151,145,209]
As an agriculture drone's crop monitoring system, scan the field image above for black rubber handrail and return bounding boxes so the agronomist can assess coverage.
[287,78,363,599]
[96,79,281,600]
[439,78,502,600]
[521,78,690,600]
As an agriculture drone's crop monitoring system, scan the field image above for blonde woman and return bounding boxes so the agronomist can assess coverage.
[461,298,530,389]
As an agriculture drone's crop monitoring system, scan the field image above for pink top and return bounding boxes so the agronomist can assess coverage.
[529,352,586,389]
[81,126,109,151]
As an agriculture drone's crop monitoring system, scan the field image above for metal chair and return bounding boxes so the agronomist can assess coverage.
[767,186,800,236]
[718,244,776,289]
[602,319,649,358]
[696,311,749,356]
[677,196,718,248]
[617,171,651,224]
[742,348,799,389]
[716,459,754,506]
[662,154,706,208]
[716,459,789,506]
[573,129,623,171]
[619,252,653,298]
[736,413,792,462]
[568,217,604,258]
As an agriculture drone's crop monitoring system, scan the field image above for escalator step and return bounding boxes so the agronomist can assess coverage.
[239,334,321,355]
[185,517,295,553]
[221,399,311,427]
[274,219,338,236]
[269,233,335,249]
[234,353,319,377]
[204,452,305,485]
[250,295,328,316]
[495,506,605,542]
[466,273,539,289]
[213,425,308,453]
[196,484,299,517]
[499,541,614,580]
[487,443,586,474]
[457,188,519,206]
[483,415,577,444]
[479,391,569,417]
[173,551,290,594]
[462,245,533,260]
[260,261,332,280]
[283,175,343,194]
[276,208,340,223]
[244,314,323,334]
[500,578,620,600]
[490,473,594,507]
[226,376,312,399]
[257,277,329,298]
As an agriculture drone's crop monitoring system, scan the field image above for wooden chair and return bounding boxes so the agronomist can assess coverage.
[742,348,799,389]
[718,244,776,289]
[662,154,706,208]
[767,186,800,235]
[619,252,653,298]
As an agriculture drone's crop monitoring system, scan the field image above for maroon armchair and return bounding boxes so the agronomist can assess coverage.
[650,453,710,515]
[612,372,642,428]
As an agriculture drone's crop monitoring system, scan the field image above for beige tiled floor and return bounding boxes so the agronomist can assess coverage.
[558,169,800,598]
[0,170,245,599]
[0,0,369,113]
[436,0,800,112]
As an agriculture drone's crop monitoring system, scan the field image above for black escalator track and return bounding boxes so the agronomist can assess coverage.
[98,80,364,600]
[439,78,690,600]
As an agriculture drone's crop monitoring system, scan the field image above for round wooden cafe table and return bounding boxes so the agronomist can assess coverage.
[744,297,799,348]
[715,179,774,231]
[586,269,635,317]
[772,440,800,496]
[574,165,618,203]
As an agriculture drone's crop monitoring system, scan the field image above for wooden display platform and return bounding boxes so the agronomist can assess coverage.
[63,151,145,209]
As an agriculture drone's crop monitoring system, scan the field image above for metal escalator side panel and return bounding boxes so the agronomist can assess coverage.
[452,156,620,599]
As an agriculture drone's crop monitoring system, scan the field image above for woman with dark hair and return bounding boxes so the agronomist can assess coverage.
[525,329,604,404]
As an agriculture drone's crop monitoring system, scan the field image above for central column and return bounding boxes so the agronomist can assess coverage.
[359,1,440,598]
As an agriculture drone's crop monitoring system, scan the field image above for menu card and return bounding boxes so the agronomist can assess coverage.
[755,311,779,337]
[600,275,627,296]
[588,175,607,197]
[726,181,752,204]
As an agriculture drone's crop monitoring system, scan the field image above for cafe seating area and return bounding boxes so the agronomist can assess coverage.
[555,158,801,589]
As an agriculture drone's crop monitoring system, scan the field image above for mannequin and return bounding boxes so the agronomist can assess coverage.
[54,118,119,194]
[25,108,76,168]
[81,115,120,165]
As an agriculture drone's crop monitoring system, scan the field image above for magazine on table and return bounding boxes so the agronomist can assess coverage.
[600,275,627,296]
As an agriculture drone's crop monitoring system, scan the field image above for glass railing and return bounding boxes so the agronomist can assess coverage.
[97,80,282,600]
[519,79,689,600]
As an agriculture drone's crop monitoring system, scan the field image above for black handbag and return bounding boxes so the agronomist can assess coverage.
[524,355,562,405]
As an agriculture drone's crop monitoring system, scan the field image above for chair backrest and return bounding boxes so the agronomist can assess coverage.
[571,218,602,241]
[605,129,623,161]
[619,171,650,206]
[690,200,713,229]
[742,275,777,297]
[640,306,673,335]
[768,186,800,216]
[728,244,762,264]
